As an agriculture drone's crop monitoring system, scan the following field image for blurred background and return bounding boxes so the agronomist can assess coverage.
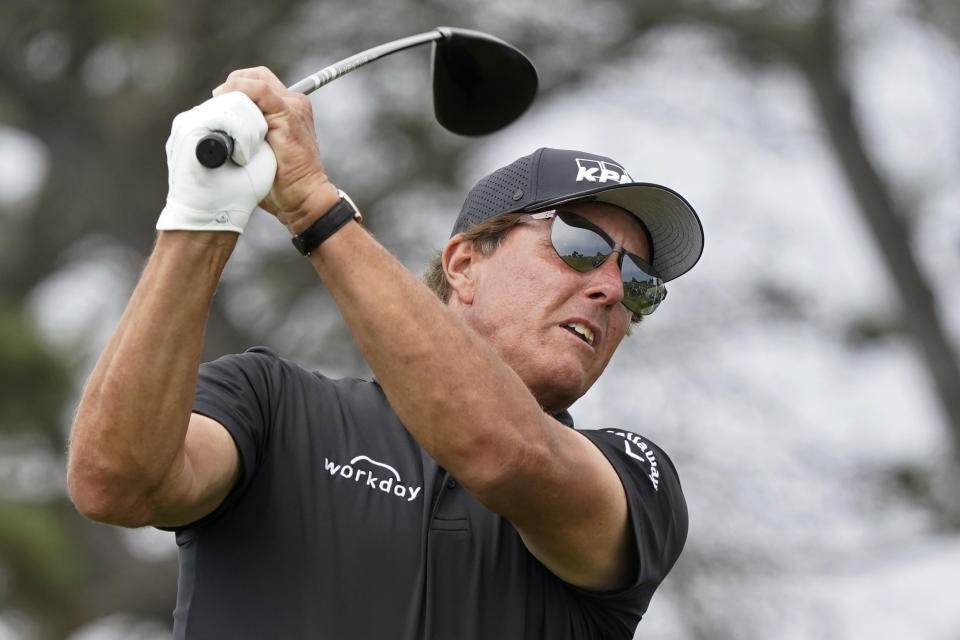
[1,0,959,638]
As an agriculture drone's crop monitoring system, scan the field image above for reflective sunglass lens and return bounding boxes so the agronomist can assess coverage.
[621,257,666,315]
[550,217,612,271]
[547,211,667,316]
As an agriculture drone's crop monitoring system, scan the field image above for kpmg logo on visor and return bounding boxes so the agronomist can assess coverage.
[323,454,422,503]
[575,158,633,185]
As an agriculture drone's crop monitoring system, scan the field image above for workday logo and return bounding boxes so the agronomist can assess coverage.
[575,158,634,185]
[604,430,661,491]
[323,454,422,503]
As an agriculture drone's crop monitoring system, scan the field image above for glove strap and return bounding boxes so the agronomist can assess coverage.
[291,190,363,256]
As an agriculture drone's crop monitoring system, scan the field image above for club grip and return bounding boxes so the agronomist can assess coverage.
[195,131,234,168]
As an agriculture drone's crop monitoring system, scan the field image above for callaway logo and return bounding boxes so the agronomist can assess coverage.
[575,158,634,184]
[604,430,660,490]
[323,454,422,503]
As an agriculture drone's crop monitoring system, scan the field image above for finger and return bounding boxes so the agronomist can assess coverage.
[214,66,286,94]
[213,76,288,119]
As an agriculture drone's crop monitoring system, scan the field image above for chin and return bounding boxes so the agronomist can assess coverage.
[531,365,593,413]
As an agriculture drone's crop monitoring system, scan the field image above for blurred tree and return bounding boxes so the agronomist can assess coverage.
[0,0,957,637]
[508,0,960,456]
[0,0,358,636]
[692,0,960,461]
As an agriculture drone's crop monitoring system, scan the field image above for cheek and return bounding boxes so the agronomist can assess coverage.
[481,255,556,304]
[599,315,630,359]
[468,263,535,326]
[471,238,586,328]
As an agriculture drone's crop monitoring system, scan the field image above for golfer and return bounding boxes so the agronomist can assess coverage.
[68,67,703,639]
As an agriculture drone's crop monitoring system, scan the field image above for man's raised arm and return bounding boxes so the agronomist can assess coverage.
[67,92,276,528]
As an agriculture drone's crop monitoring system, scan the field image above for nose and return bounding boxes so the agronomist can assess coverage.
[583,251,625,307]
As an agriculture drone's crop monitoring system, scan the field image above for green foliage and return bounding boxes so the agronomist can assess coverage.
[0,302,70,441]
[91,0,166,39]
[844,313,905,348]
[0,501,80,596]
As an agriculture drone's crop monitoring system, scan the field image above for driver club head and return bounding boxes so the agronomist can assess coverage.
[431,27,538,136]
[194,27,539,167]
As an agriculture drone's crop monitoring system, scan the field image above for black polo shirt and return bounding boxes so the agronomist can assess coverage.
[174,347,687,639]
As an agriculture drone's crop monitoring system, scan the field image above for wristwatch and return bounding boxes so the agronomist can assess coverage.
[291,190,363,256]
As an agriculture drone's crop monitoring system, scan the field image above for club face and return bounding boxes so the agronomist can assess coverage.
[431,27,538,136]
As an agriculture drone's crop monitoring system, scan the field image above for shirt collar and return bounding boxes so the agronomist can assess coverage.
[552,410,575,428]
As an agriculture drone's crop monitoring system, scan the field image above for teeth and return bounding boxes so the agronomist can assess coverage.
[565,322,595,346]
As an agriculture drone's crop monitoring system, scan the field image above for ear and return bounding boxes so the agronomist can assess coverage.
[442,234,479,306]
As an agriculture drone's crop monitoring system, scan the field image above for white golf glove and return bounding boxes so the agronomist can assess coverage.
[156,91,277,234]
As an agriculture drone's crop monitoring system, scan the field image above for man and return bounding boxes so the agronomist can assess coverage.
[67,67,703,639]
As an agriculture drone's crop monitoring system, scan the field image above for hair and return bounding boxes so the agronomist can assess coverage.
[422,212,528,303]
[422,211,642,325]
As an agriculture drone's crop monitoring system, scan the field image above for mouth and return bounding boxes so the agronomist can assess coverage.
[562,322,596,347]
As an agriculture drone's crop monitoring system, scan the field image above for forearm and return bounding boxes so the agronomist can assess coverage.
[68,231,235,523]
[308,222,550,493]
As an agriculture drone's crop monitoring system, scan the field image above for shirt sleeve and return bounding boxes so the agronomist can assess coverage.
[571,428,688,629]
[190,346,286,521]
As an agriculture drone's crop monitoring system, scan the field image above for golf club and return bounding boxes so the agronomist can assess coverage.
[195,26,538,168]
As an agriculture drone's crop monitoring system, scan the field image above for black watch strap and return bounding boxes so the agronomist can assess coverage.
[291,190,363,256]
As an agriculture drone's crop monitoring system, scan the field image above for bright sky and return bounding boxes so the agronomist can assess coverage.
[0,126,46,212]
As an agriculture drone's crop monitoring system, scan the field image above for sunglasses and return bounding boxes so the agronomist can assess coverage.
[515,210,667,317]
